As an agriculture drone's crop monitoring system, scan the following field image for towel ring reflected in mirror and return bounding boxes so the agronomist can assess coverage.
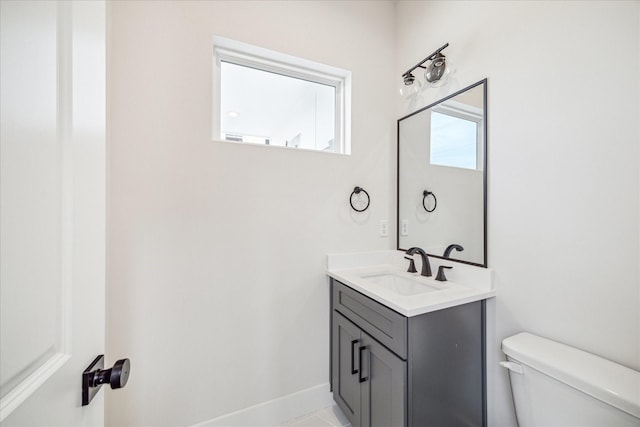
[422,190,437,213]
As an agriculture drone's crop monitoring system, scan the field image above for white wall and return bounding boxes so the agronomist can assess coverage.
[396,1,640,425]
[106,1,395,426]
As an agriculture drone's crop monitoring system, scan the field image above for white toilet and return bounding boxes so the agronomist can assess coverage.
[501,332,640,426]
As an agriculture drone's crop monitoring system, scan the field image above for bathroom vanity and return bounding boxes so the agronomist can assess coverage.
[330,77,493,427]
[328,251,493,427]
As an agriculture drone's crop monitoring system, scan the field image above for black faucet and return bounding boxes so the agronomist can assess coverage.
[405,247,432,277]
[443,244,464,258]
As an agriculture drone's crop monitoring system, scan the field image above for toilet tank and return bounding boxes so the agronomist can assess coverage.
[501,332,640,427]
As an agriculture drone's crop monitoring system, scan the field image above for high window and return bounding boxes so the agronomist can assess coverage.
[213,37,351,154]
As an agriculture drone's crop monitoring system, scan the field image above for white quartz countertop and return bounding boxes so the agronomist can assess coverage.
[327,250,495,317]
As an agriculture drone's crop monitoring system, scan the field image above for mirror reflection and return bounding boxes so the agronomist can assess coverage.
[397,80,487,266]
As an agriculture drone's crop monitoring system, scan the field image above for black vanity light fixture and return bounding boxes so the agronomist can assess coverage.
[400,43,451,97]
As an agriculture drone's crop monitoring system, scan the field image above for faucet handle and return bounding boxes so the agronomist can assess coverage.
[435,265,453,282]
[404,256,417,273]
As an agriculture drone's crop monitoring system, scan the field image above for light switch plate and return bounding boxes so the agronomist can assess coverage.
[379,220,388,237]
[401,220,409,236]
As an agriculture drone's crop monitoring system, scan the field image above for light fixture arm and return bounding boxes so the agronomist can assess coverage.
[401,43,449,79]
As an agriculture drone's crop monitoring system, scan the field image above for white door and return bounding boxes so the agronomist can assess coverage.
[1,1,107,425]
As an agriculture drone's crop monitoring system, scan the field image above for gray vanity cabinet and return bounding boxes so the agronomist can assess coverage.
[332,311,406,427]
[330,278,486,427]
[360,329,406,427]
[332,312,362,426]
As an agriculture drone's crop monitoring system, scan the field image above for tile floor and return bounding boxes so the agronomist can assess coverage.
[277,405,351,427]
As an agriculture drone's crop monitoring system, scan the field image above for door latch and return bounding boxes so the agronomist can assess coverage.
[82,355,131,406]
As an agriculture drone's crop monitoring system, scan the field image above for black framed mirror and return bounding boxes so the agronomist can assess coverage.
[397,79,487,267]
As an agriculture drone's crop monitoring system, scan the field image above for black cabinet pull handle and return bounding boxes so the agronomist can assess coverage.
[358,346,368,383]
[351,339,359,374]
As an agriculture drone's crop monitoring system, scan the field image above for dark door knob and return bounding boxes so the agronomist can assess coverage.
[92,358,130,389]
[82,355,131,406]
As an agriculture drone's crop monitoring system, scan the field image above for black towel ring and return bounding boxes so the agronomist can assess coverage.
[350,186,370,212]
[423,190,437,212]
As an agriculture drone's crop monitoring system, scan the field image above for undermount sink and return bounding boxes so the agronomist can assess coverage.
[360,273,442,296]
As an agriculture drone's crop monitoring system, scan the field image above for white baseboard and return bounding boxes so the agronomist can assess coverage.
[189,383,334,427]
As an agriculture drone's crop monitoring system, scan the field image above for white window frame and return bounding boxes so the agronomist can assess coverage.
[212,36,351,154]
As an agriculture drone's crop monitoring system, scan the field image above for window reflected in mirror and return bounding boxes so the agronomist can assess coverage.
[429,106,482,170]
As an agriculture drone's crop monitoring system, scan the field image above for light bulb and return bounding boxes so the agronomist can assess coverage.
[424,53,451,88]
[399,75,422,98]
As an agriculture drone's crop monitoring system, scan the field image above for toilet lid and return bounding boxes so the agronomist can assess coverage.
[502,332,640,419]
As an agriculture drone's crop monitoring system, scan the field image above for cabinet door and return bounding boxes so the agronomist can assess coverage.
[332,311,362,427]
[361,332,407,427]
